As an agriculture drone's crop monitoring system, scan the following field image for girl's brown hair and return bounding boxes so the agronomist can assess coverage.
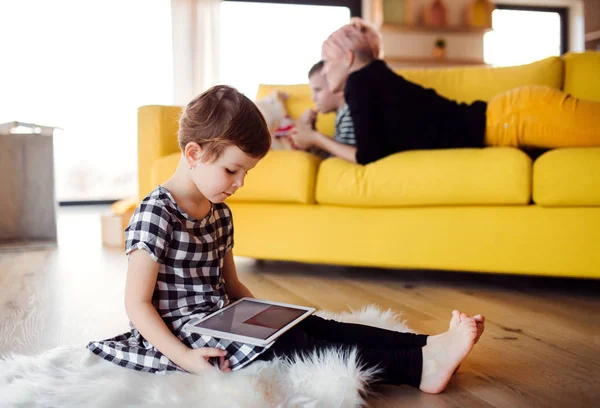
[178,85,271,162]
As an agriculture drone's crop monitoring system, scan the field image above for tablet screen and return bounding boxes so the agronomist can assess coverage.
[194,300,307,340]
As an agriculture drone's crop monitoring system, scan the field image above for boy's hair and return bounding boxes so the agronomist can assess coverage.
[178,85,271,162]
[308,60,324,79]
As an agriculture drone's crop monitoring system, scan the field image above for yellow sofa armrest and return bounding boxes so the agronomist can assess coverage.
[137,105,183,200]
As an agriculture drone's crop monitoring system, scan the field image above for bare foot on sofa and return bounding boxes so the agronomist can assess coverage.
[420,317,478,394]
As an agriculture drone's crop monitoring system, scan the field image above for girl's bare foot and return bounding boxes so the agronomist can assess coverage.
[473,314,486,344]
[451,312,485,374]
[420,317,478,394]
[449,310,461,330]
[460,312,485,343]
[455,312,486,343]
[449,310,462,374]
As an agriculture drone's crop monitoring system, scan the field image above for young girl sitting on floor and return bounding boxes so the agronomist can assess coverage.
[88,85,485,394]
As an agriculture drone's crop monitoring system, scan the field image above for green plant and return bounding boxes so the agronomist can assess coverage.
[435,38,446,48]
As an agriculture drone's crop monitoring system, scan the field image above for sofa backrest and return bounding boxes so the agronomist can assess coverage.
[563,51,600,102]
[397,56,563,103]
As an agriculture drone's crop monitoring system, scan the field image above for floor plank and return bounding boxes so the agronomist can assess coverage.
[0,205,599,407]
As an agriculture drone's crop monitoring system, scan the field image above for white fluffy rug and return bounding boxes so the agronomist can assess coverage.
[0,305,413,408]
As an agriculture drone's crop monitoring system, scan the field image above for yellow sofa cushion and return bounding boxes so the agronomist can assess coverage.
[563,52,600,102]
[256,84,336,137]
[151,150,321,204]
[316,148,532,207]
[533,148,600,207]
[397,56,564,103]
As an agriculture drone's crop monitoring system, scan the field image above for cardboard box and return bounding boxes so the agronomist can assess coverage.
[101,209,134,249]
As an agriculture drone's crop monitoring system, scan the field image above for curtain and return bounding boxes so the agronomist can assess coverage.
[171,0,221,105]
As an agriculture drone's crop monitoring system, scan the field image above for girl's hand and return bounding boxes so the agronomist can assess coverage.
[178,347,231,374]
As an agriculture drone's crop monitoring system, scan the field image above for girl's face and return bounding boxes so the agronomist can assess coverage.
[321,48,350,94]
[190,144,260,204]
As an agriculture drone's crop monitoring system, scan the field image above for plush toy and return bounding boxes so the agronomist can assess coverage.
[255,89,294,150]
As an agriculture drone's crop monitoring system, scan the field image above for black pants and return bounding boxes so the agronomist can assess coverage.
[254,315,428,387]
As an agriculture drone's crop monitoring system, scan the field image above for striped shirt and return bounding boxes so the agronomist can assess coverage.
[334,104,356,146]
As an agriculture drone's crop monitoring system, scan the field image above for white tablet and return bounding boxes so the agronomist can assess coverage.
[186,297,315,347]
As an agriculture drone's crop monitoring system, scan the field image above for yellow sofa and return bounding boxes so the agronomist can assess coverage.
[136,52,600,279]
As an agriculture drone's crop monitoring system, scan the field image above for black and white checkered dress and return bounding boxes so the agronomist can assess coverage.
[87,186,271,373]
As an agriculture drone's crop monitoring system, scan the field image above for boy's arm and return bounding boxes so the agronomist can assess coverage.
[291,127,357,163]
[313,132,358,163]
[222,250,254,299]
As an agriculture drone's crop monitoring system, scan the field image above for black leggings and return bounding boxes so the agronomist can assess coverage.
[253,315,428,387]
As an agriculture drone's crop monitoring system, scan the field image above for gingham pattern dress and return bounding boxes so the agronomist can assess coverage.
[87,186,271,373]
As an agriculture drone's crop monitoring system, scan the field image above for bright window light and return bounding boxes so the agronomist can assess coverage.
[219,2,351,98]
[0,0,173,201]
[484,9,562,67]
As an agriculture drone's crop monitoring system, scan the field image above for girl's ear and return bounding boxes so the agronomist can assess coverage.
[184,142,203,168]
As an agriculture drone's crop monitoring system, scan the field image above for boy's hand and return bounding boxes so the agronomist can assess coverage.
[298,109,317,128]
[290,126,318,150]
[178,347,231,374]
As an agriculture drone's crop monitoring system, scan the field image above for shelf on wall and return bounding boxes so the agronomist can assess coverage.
[385,56,488,67]
[381,23,492,35]
[585,30,600,42]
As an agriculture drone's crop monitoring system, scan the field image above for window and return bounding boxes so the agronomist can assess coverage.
[484,5,567,67]
[220,1,356,98]
[0,0,173,202]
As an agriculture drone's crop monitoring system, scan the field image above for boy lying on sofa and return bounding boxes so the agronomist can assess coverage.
[291,61,357,162]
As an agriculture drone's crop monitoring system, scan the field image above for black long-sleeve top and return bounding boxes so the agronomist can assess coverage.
[344,60,488,165]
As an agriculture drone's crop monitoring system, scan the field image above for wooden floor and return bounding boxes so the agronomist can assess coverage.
[1,206,599,407]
